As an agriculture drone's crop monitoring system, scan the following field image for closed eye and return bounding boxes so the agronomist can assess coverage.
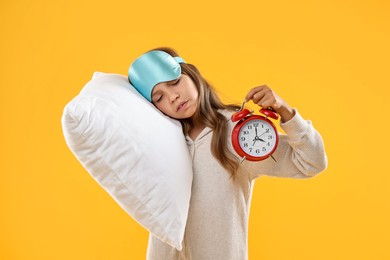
[172,78,180,86]
[153,77,180,103]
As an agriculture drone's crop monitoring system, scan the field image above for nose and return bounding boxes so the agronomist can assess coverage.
[168,90,180,103]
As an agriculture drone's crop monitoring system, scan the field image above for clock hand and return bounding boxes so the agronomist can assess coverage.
[253,137,266,146]
[253,138,257,146]
[258,130,268,138]
[254,136,265,142]
[252,127,260,146]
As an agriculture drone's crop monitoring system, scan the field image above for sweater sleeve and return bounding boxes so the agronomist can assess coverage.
[241,108,328,181]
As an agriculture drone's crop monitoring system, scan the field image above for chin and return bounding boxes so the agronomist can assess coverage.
[184,109,197,119]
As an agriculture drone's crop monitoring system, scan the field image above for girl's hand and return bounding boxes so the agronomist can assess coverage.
[245,85,295,123]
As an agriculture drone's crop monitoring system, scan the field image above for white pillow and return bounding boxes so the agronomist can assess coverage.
[61,72,193,251]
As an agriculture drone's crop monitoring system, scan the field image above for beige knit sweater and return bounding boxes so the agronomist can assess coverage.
[146,109,328,260]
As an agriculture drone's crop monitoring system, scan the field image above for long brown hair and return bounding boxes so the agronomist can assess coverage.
[147,47,240,177]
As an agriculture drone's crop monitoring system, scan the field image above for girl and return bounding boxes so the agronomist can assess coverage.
[128,47,327,260]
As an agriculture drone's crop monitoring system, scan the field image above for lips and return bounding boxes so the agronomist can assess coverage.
[176,100,188,112]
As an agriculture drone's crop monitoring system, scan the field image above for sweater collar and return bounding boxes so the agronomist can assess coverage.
[185,126,212,144]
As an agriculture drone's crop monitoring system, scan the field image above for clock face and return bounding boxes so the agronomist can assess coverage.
[238,118,277,158]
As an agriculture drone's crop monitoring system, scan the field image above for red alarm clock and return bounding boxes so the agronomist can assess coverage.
[231,107,279,162]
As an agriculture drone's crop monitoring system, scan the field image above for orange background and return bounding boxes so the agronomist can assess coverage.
[1,0,389,259]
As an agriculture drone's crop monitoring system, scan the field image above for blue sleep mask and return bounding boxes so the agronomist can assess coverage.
[128,50,186,102]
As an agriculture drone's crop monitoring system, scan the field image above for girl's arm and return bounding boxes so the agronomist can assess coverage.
[241,85,328,180]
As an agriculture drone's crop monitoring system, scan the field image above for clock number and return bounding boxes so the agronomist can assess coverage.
[243,143,248,148]
[268,136,273,139]
[262,147,266,152]
[243,130,249,135]
[247,125,252,130]
[253,123,259,127]
[240,137,246,141]
[256,149,260,154]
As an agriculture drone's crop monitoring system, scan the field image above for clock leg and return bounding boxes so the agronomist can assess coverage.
[240,156,247,164]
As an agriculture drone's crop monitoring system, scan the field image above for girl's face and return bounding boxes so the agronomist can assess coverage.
[151,74,199,119]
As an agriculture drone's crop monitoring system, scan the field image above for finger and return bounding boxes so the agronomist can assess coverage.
[245,85,268,102]
[256,92,278,109]
[251,90,267,105]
